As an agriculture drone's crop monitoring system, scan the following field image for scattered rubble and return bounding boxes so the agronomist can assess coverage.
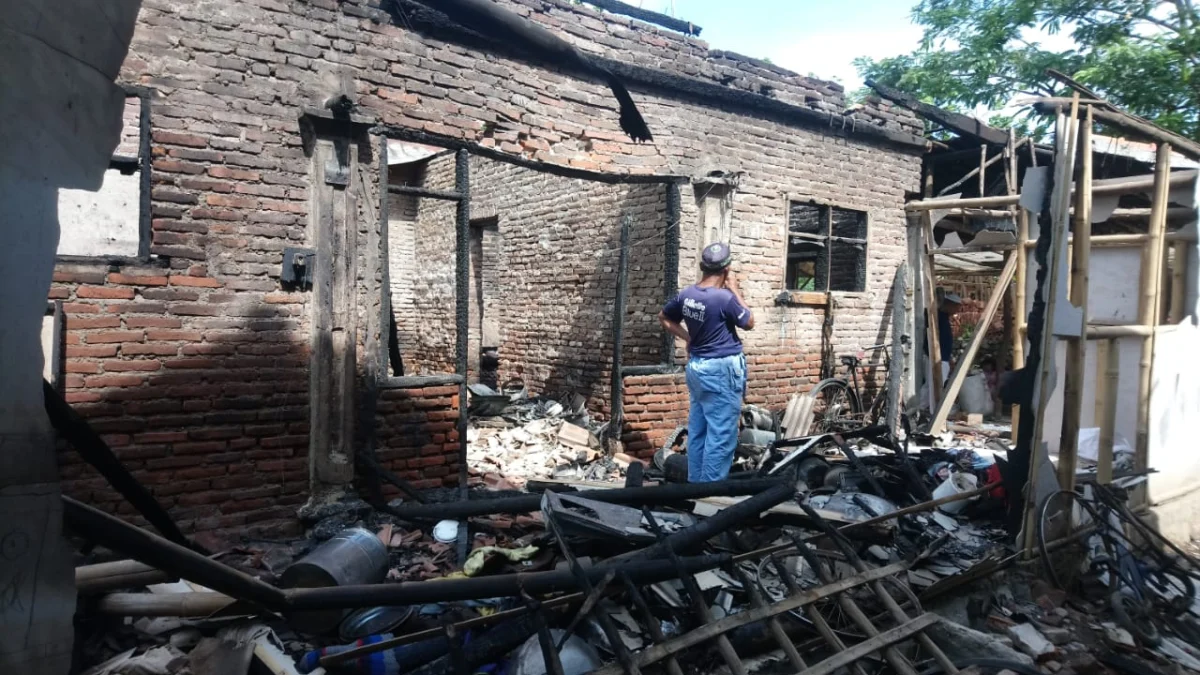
[467,385,621,487]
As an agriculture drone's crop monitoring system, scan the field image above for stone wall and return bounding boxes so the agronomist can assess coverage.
[51,0,922,535]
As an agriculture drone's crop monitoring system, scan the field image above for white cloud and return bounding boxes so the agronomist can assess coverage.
[766,24,924,91]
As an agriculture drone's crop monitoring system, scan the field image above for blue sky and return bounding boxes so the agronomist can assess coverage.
[637,0,926,92]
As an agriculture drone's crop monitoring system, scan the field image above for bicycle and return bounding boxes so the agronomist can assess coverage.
[807,343,893,435]
[1037,479,1199,646]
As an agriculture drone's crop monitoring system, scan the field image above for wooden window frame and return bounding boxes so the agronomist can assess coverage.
[782,197,870,305]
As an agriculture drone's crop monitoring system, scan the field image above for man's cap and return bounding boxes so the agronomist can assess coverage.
[943,292,963,304]
[701,242,732,271]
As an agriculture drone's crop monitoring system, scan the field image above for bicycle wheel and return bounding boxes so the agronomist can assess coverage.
[1038,490,1100,593]
[1144,565,1196,617]
[1110,586,1162,647]
[808,379,859,435]
[1103,488,1200,582]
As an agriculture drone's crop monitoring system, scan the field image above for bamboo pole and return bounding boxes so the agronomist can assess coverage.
[1169,241,1188,323]
[1135,143,1172,477]
[95,592,237,617]
[1013,208,1028,430]
[1025,98,1080,556]
[1087,325,1154,338]
[1097,338,1119,484]
[1093,339,1109,425]
[907,194,1021,211]
[921,213,944,410]
[937,149,1006,197]
[1057,105,1093,490]
[979,144,987,195]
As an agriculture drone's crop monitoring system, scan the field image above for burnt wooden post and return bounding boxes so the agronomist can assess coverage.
[310,130,360,491]
[454,149,471,560]
[610,214,631,439]
[662,181,681,365]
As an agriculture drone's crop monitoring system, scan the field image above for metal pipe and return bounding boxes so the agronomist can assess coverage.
[384,477,789,521]
[67,494,736,612]
[612,482,796,563]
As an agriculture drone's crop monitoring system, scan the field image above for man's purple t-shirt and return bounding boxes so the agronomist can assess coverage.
[663,285,752,359]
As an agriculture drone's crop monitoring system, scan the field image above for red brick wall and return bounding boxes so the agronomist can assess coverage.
[52,265,311,537]
[374,384,461,494]
[621,373,688,459]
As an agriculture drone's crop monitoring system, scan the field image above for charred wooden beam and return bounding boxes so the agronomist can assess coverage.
[868,80,1009,145]
[583,0,701,35]
[45,380,194,550]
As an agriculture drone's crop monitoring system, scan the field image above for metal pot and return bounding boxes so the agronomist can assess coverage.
[279,528,389,634]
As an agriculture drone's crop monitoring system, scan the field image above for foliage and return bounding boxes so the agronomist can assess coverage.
[855,1,1200,141]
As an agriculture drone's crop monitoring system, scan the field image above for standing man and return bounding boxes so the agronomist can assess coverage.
[658,242,754,482]
[937,291,962,384]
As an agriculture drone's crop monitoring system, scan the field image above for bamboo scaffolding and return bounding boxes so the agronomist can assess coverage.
[1136,143,1172,482]
[1057,105,1093,490]
[1097,338,1119,484]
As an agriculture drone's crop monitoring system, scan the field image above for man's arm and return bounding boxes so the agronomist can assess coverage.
[658,310,690,346]
[724,270,755,330]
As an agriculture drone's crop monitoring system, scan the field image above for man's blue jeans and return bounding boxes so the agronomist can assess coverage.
[685,353,746,482]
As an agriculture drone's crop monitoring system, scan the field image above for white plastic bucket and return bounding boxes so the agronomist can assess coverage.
[933,472,979,514]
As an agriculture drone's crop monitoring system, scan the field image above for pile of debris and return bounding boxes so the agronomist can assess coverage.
[71,468,1002,675]
[67,403,1200,675]
[466,382,625,487]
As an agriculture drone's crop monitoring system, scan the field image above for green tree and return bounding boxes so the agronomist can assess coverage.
[855,1,1200,140]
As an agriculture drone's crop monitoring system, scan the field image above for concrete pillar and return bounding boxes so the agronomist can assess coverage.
[0,2,141,672]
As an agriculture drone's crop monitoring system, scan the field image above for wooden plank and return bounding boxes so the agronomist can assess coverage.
[1057,105,1093,490]
[1136,143,1172,476]
[587,563,910,675]
[1093,340,1109,432]
[1097,338,1119,484]
[791,614,940,675]
[929,253,1018,434]
[309,138,359,489]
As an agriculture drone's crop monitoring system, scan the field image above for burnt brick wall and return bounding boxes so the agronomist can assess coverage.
[466,155,667,407]
[621,373,688,458]
[402,152,459,375]
[374,384,461,492]
[387,162,422,366]
[49,0,922,534]
[390,153,667,408]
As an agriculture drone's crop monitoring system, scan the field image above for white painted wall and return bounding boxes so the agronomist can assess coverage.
[1037,247,1144,455]
[57,168,141,257]
[1024,190,1200,534]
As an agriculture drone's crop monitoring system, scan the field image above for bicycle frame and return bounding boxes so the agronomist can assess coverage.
[843,343,890,412]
